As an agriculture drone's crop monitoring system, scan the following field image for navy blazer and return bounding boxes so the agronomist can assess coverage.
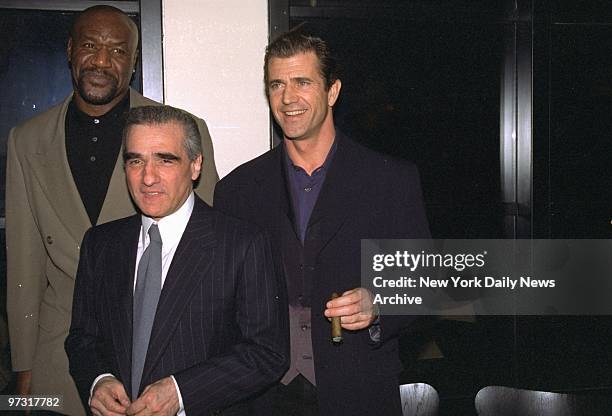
[214,133,430,415]
[66,197,288,414]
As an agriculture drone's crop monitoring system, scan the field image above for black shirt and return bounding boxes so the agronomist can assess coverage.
[65,94,129,225]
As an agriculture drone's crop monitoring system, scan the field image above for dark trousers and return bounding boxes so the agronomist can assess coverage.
[223,374,319,416]
[255,375,319,416]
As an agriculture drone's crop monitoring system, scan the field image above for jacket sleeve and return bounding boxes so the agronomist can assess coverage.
[376,163,431,344]
[65,229,113,407]
[5,127,47,372]
[193,117,219,206]
[174,230,289,413]
[212,178,231,212]
[213,177,247,220]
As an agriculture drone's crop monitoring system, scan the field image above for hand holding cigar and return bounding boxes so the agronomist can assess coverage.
[330,293,343,343]
[324,288,378,335]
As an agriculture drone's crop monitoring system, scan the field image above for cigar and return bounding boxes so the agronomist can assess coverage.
[330,292,343,344]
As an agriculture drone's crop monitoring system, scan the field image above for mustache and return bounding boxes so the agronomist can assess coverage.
[80,68,117,81]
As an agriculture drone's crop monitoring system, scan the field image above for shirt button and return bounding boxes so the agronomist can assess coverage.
[90,156,96,162]
[301,325,309,331]
[302,354,312,360]
[46,236,53,244]
[93,119,100,124]
[304,187,312,192]
[91,136,98,142]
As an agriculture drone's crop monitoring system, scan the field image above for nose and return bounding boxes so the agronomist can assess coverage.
[142,161,160,187]
[282,83,297,105]
[92,47,112,68]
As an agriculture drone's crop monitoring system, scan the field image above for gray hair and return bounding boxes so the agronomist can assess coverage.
[122,105,202,161]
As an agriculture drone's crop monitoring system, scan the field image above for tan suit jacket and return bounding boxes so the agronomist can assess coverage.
[5,89,218,415]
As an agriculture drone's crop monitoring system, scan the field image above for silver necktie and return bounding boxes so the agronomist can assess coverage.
[131,224,162,399]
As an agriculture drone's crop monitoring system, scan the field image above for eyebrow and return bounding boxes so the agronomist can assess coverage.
[154,152,181,161]
[79,34,129,46]
[123,151,140,162]
[269,76,314,85]
[123,152,181,162]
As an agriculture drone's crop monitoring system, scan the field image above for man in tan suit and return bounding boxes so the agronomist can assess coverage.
[5,6,218,415]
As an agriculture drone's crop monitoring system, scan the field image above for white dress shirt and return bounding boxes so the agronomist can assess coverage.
[91,192,194,415]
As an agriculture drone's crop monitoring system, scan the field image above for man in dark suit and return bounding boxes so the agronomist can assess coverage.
[6,7,217,414]
[66,105,287,416]
[214,32,430,415]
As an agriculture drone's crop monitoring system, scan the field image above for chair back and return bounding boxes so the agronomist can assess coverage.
[475,385,611,416]
[400,383,439,416]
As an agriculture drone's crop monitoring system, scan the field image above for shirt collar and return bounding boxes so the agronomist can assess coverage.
[283,135,339,175]
[141,192,195,250]
[68,92,130,124]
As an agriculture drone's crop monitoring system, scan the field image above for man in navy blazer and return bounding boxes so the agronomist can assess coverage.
[66,105,287,415]
[214,32,430,415]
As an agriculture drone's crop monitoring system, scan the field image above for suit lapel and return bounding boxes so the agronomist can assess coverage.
[306,135,365,256]
[106,215,140,387]
[253,146,296,242]
[25,89,152,243]
[140,199,216,385]
[26,94,91,243]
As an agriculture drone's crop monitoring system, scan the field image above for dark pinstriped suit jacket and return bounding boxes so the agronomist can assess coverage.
[65,197,288,414]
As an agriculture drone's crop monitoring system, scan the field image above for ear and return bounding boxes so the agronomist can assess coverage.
[67,37,73,63]
[327,79,342,107]
[191,154,203,181]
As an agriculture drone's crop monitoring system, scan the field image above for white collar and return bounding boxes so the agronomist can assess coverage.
[140,192,195,250]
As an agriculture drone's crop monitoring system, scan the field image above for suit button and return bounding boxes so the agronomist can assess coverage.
[46,236,53,244]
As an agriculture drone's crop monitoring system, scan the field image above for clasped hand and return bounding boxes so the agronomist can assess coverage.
[91,376,179,416]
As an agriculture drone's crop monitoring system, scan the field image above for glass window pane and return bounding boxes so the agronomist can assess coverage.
[548,24,612,238]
